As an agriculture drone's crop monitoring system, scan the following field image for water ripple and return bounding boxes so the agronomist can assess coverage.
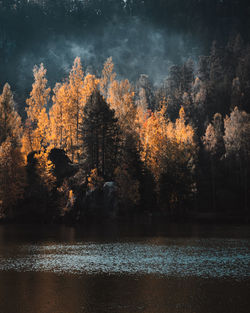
[0,239,249,279]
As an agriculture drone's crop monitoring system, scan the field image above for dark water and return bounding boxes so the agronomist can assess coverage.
[0,222,250,313]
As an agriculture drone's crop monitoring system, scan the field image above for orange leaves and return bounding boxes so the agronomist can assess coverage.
[0,83,22,146]
[26,63,50,125]
[0,138,26,214]
[87,168,104,191]
[100,57,116,98]
[108,78,136,135]
[82,74,99,105]
[49,83,68,148]
[24,63,51,160]
[172,107,194,146]
[35,148,56,191]
[139,105,196,184]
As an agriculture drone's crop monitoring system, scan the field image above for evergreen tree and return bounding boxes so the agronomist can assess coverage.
[80,90,119,178]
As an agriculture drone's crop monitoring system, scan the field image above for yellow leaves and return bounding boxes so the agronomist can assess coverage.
[82,73,99,106]
[35,148,56,190]
[0,138,26,213]
[49,58,100,162]
[140,105,196,184]
[87,168,104,191]
[26,63,50,124]
[0,83,22,145]
[22,63,51,164]
[140,110,168,182]
[69,57,84,88]
[178,106,185,120]
[168,106,194,146]
[49,83,68,149]
[108,78,136,134]
[21,120,40,158]
[100,57,116,98]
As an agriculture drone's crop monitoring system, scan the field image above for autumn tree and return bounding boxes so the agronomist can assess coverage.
[22,63,50,155]
[136,74,155,111]
[203,113,224,210]
[108,79,139,162]
[0,139,26,218]
[99,57,116,99]
[108,78,145,207]
[22,63,56,193]
[140,106,196,211]
[0,84,25,218]
[49,83,68,149]
[50,65,99,162]
[66,57,85,162]
[224,107,250,211]
[0,83,22,145]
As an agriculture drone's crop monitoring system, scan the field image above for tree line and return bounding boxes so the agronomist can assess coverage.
[0,34,250,221]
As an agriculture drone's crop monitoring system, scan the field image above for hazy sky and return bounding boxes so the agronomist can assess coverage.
[0,0,249,98]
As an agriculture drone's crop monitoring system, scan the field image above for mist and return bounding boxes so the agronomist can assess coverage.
[1,0,249,102]
[16,17,201,94]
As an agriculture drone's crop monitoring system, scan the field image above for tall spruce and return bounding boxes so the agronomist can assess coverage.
[80,90,119,179]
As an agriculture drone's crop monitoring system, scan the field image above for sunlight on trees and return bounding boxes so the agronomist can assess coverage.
[1,40,250,219]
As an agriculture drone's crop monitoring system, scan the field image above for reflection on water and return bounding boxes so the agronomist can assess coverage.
[0,223,250,313]
[0,239,249,278]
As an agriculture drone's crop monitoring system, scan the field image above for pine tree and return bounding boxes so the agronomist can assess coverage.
[80,90,119,178]
[0,83,22,146]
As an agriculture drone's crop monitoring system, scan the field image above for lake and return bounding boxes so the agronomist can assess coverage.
[0,222,249,313]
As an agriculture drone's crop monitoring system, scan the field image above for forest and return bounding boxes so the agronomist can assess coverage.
[0,0,250,222]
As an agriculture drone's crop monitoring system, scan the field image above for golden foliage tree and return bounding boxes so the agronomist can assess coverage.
[49,82,68,149]
[140,106,196,209]
[23,63,51,155]
[67,57,84,161]
[26,63,50,125]
[35,148,56,191]
[22,63,56,189]
[108,79,141,205]
[0,83,22,145]
[108,79,136,134]
[0,139,26,217]
[100,57,116,99]
[0,84,26,217]
[49,59,99,162]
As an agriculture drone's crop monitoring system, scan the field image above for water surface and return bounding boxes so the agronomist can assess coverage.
[0,222,249,313]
